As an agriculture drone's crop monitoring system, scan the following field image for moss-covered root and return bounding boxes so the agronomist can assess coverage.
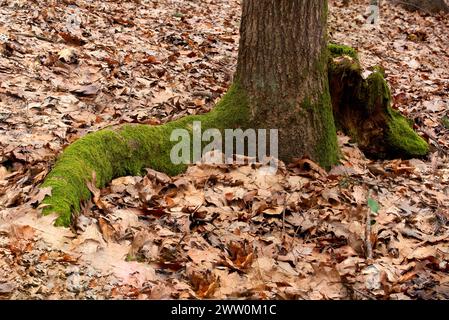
[41,85,250,226]
[328,44,429,159]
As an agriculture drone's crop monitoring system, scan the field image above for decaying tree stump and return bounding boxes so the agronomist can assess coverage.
[328,44,429,159]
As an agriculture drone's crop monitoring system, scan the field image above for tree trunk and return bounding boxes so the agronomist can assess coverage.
[236,0,339,168]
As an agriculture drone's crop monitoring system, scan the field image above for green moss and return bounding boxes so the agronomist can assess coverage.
[328,43,359,60]
[327,45,361,82]
[306,46,340,169]
[386,108,429,158]
[42,84,250,226]
[322,1,329,25]
[365,70,392,113]
[313,82,340,169]
[364,70,429,158]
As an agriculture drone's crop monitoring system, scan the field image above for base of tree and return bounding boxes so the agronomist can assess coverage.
[328,44,429,159]
[41,45,429,227]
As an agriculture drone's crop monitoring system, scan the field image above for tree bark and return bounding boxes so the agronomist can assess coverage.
[236,0,339,168]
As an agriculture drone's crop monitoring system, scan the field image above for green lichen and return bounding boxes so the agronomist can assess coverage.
[386,108,429,158]
[42,84,250,226]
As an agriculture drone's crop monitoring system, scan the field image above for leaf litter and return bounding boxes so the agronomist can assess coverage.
[0,0,449,299]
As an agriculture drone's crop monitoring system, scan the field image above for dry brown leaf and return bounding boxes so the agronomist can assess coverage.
[98,217,116,243]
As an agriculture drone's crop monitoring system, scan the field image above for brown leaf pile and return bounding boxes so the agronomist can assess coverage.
[1,0,448,300]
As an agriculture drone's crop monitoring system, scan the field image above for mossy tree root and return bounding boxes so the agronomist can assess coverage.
[41,85,250,226]
[328,44,429,159]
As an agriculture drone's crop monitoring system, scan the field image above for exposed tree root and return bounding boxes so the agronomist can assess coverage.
[41,85,250,226]
[41,45,429,226]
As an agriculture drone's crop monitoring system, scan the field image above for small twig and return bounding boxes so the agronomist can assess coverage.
[281,207,286,239]
[365,192,373,260]
[175,232,187,250]
[351,286,376,300]
[289,224,303,251]
[349,177,380,188]
[421,129,446,154]
[280,191,295,241]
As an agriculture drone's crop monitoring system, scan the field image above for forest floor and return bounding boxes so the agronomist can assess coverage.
[1,0,449,300]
